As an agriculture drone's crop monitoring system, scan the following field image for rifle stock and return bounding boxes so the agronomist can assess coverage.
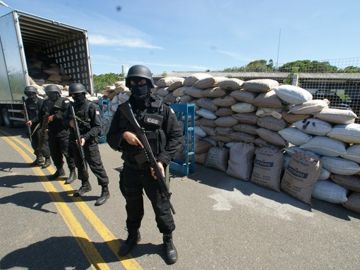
[119,102,175,214]
[70,105,87,170]
[22,97,32,143]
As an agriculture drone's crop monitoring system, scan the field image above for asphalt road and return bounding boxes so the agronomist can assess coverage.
[1,126,360,270]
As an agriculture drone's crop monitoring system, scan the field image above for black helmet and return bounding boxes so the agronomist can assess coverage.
[44,84,61,95]
[69,83,87,95]
[126,65,155,88]
[24,86,38,95]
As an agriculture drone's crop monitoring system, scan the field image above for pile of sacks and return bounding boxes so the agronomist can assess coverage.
[153,73,360,214]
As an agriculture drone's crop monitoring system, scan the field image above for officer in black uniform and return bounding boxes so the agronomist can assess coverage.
[41,85,77,181]
[67,83,110,206]
[107,65,182,264]
[24,86,51,168]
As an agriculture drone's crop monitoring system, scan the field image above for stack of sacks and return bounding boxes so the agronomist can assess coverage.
[276,85,360,211]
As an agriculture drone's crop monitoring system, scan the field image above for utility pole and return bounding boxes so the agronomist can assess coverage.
[276,28,282,69]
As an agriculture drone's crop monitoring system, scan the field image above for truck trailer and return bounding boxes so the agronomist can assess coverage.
[0,10,93,126]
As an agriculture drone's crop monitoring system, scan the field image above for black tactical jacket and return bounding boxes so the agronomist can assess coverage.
[25,97,43,125]
[40,97,70,136]
[107,96,182,168]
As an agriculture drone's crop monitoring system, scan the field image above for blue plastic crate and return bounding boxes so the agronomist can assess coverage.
[170,103,196,176]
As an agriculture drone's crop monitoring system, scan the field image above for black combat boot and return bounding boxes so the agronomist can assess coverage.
[65,169,77,184]
[49,167,65,180]
[30,156,44,167]
[163,233,177,265]
[94,186,110,206]
[73,181,92,197]
[41,158,51,169]
[118,230,141,257]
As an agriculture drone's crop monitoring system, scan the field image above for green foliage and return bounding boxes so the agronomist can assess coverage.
[224,59,275,72]
[93,73,124,93]
[279,60,338,73]
[224,59,360,73]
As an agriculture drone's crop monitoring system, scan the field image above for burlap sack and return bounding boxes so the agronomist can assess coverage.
[257,116,287,132]
[256,128,287,147]
[281,151,321,204]
[228,132,256,143]
[331,174,360,192]
[254,138,271,147]
[256,108,283,119]
[327,123,360,144]
[230,90,256,103]
[196,140,213,154]
[185,87,204,98]
[231,103,256,113]
[278,128,312,146]
[288,99,329,114]
[201,126,216,136]
[195,126,207,138]
[168,79,185,91]
[172,86,187,97]
[282,112,310,124]
[215,127,233,135]
[341,145,360,163]
[252,90,283,108]
[197,118,216,127]
[196,108,217,120]
[202,87,227,98]
[232,113,258,125]
[343,193,360,213]
[196,98,218,112]
[251,146,283,191]
[193,76,216,89]
[315,108,358,124]
[300,136,347,157]
[293,118,332,136]
[215,108,233,116]
[321,156,360,175]
[178,95,193,103]
[226,143,255,181]
[157,77,184,87]
[156,87,169,97]
[233,124,258,135]
[312,180,348,204]
[274,85,313,105]
[184,73,211,86]
[205,147,229,171]
[213,96,237,107]
[319,168,330,180]
[243,79,279,93]
[209,135,233,143]
[215,116,238,127]
[163,93,177,104]
[195,152,208,164]
[218,78,244,91]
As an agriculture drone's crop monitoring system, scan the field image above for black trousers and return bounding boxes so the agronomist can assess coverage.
[48,132,75,170]
[71,141,109,186]
[120,165,175,234]
[30,123,50,158]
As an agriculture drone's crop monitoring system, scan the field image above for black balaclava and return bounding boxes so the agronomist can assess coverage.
[27,93,38,102]
[73,93,86,105]
[48,92,59,102]
[130,81,151,110]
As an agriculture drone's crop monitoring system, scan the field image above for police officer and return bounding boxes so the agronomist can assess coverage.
[67,83,110,206]
[24,86,51,168]
[41,85,77,181]
[107,65,182,264]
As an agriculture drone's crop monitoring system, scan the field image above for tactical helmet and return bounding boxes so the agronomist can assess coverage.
[69,83,87,95]
[44,84,61,95]
[125,65,155,88]
[24,86,38,95]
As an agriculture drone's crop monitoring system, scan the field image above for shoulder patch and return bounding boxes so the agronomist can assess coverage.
[170,108,175,114]
[64,100,70,103]
[96,110,100,115]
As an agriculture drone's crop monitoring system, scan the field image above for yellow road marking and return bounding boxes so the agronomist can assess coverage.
[2,131,143,270]
[1,136,110,270]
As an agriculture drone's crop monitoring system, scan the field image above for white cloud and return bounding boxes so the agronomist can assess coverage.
[128,60,210,71]
[89,34,163,49]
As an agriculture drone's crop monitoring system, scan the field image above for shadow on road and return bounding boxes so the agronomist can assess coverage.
[0,189,98,214]
[187,164,360,221]
[0,236,168,269]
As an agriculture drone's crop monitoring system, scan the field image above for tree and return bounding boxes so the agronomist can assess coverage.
[93,73,124,93]
[279,60,338,73]
[223,59,275,72]
[341,66,360,73]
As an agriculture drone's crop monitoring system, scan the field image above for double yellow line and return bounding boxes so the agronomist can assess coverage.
[0,131,143,270]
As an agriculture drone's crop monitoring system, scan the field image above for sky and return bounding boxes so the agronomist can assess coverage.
[1,0,360,75]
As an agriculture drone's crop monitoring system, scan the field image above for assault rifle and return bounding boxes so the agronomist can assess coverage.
[70,105,87,170]
[38,111,49,153]
[119,102,175,214]
[22,96,32,143]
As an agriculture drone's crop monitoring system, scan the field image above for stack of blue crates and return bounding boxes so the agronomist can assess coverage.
[169,103,196,176]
